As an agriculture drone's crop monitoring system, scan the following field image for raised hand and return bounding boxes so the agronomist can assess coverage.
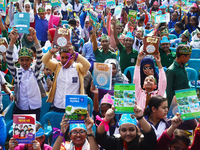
[85,113,94,130]
[60,114,70,134]
[171,113,183,129]
[134,105,143,118]
[29,27,37,40]
[31,140,41,150]
[137,50,146,61]
[111,16,117,25]
[10,28,19,42]
[105,106,115,121]
[90,81,98,95]
[9,138,18,150]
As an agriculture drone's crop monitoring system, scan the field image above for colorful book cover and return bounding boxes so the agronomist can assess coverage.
[99,0,107,8]
[95,5,104,13]
[13,114,36,144]
[53,27,70,50]
[84,3,91,11]
[143,36,160,55]
[88,10,98,26]
[66,3,73,12]
[10,0,19,2]
[82,0,90,3]
[50,0,61,9]
[0,0,6,16]
[175,88,200,121]
[65,95,88,123]
[167,96,179,119]
[155,13,170,23]
[44,0,51,3]
[14,12,30,34]
[114,84,136,114]
[0,38,8,53]
[151,11,156,22]
[106,0,115,9]
[136,0,146,9]
[128,10,137,21]
[93,62,112,90]
[114,4,123,19]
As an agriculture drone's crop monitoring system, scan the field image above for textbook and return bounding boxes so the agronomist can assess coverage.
[13,114,36,144]
[175,88,200,121]
[143,36,160,55]
[136,0,146,9]
[128,10,137,21]
[65,95,88,123]
[50,0,61,9]
[155,13,170,23]
[88,10,98,26]
[53,27,70,50]
[0,0,6,16]
[14,12,30,34]
[0,38,8,53]
[114,4,122,19]
[106,0,116,9]
[151,11,156,22]
[93,62,112,90]
[167,96,179,119]
[114,84,136,114]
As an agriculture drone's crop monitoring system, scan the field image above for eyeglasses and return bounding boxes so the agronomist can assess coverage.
[143,66,153,70]
[120,128,135,133]
[70,130,86,136]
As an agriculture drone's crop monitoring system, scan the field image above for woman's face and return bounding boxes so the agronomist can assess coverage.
[112,64,117,77]
[25,4,30,12]
[174,25,181,32]
[169,140,188,150]
[70,128,87,147]
[27,34,33,42]
[142,64,154,76]
[76,20,80,27]
[120,124,137,143]
[154,101,168,119]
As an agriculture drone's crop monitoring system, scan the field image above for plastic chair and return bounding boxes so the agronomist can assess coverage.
[187,59,200,76]
[186,68,198,90]
[170,47,176,52]
[123,66,135,83]
[191,49,200,59]
[39,96,52,122]
[169,34,177,40]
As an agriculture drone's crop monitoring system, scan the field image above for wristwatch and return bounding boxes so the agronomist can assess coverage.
[87,131,95,137]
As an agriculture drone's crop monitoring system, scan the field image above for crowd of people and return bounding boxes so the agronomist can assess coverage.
[0,0,200,150]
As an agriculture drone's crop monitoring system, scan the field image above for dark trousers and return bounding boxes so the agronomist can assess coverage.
[13,106,41,121]
[52,106,65,113]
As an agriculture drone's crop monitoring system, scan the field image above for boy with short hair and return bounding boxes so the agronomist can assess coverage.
[133,51,166,111]
[6,27,46,121]
[166,45,191,107]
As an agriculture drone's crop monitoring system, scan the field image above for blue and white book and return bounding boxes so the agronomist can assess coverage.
[106,0,116,9]
[155,13,170,23]
[14,12,30,34]
[65,95,88,123]
[0,0,6,16]
[93,62,112,90]
[114,4,123,19]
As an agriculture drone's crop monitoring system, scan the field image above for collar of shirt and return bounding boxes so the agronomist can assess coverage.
[174,61,185,68]
[21,67,32,73]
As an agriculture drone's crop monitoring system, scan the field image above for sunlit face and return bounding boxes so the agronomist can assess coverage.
[136,30,143,38]
[116,25,122,35]
[174,25,181,33]
[46,9,51,14]
[154,101,168,119]
[100,104,110,118]
[25,4,30,12]
[143,76,156,90]
[70,128,87,147]
[181,35,188,43]
[169,140,188,150]
[27,34,33,42]
[44,67,53,77]
[101,39,110,49]
[38,13,45,20]
[124,37,134,48]
[161,43,170,52]
[120,124,137,143]
[18,57,33,70]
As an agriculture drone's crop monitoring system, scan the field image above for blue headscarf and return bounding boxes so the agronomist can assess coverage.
[140,57,159,90]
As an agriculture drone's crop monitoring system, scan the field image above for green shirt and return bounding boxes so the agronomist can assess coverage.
[166,61,190,107]
[117,42,138,73]
[94,48,117,63]
[159,47,176,68]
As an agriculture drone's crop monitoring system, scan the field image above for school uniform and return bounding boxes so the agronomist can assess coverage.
[133,38,143,51]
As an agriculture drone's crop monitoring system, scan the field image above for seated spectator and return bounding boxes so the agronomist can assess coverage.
[144,95,197,139]
[133,51,166,111]
[159,36,176,68]
[149,1,159,14]
[185,13,199,34]
[191,28,200,48]
[96,105,157,150]
[52,114,98,150]
[170,30,190,47]
[9,123,52,150]
[168,11,180,29]
[170,22,184,38]
[125,0,133,14]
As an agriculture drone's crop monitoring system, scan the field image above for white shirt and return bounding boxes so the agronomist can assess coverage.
[133,38,143,51]
[18,68,41,110]
[54,63,80,109]
[162,0,175,6]
[74,3,82,12]
[0,72,6,110]
[45,14,51,21]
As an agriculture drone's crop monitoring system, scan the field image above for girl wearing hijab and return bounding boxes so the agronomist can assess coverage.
[21,34,35,49]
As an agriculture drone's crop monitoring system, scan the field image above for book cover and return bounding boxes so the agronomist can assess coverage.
[136,0,146,9]
[114,4,122,19]
[50,0,61,9]
[114,84,136,114]
[106,0,115,9]
[151,11,156,22]
[88,10,98,26]
[13,114,36,144]
[95,5,104,13]
[167,96,179,119]
[0,38,8,53]
[82,0,90,3]
[0,0,6,16]
[99,0,107,8]
[53,27,70,50]
[65,95,88,123]
[155,13,170,23]
[14,12,30,34]
[143,36,160,55]
[128,10,137,21]
[175,88,200,121]
[93,62,112,90]
[84,3,91,11]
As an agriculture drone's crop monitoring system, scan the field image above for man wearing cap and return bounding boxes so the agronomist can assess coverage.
[159,36,176,68]
[113,17,138,73]
[33,0,48,47]
[166,45,191,107]
[91,23,116,63]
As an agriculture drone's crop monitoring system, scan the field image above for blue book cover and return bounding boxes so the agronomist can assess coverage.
[155,13,170,23]
[65,95,88,123]
[106,0,116,9]
[14,12,30,34]
[51,0,61,9]
[93,62,112,90]
[0,0,6,16]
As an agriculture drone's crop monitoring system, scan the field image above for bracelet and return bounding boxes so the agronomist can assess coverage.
[74,52,78,61]
[95,115,110,131]
[136,115,144,120]
[59,132,65,137]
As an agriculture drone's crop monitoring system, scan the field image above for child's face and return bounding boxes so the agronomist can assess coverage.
[85,21,89,28]
[154,101,168,119]
[136,30,143,38]
[120,124,137,143]
[169,140,188,150]
[127,1,131,5]
[76,20,80,27]
[174,25,181,32]
[44,67,53,77]
[197,33,200,38]
[124,37,134,48]
[161,8,166,14]
[18,57,33,70]
[181,54,191,64]
[38,13,45,20]
[112,64,117,77]
[100,104,110,118]
[63,0,68,4]
[116,25,122,35]
[60,52,74,69]
[27,34,33,42]
[181,35,188,43]
[46,9,51,15]
[143,76,157,90]
[138,21,143,27]
[189,18,196,26]
[191,7,197,13]
[172,13,178,21]
[173,5,177,10]
[161,43,170,52]
[25,4,30,12]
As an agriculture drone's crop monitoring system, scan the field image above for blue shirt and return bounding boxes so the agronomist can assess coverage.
[168,20,178,29]
[34,14,48,41]
[170,30,184,38]
[82,40,100,61]
[71,27,80,47]
[186,24,196,33]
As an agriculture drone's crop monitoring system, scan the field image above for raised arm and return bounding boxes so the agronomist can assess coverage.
[184,12,188,26]
[90,19,98,52]
[90,81,99,112]
[33,0,37,16]
[112,16,120,45]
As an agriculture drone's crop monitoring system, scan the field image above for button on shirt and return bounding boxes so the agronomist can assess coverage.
[54,63,80,109]
[19,68,41,110]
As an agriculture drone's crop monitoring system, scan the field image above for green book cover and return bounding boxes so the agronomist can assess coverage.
[151,11,156,22]
[114,84,136,114]
[128,10,137,21]
[175,88,200,121]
